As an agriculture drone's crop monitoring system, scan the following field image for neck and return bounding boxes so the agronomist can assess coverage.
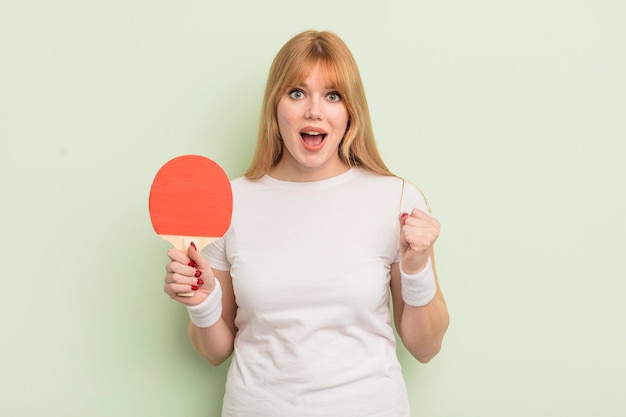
[269,160,350,182]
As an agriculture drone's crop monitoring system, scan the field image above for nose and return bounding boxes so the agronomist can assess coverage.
[305,99,322,119]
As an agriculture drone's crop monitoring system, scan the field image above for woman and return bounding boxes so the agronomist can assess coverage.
[164,30,449,417]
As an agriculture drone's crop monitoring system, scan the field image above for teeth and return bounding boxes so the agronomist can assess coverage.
[303,131,322,135]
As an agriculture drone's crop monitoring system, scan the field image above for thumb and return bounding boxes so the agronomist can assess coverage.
[187,241,208,269]
[399,212,409,225]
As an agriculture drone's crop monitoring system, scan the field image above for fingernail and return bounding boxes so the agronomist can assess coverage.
[191,285,199,291]
[190,242,197,251]
[194,270,202,278]
[197,278,204,285]
[188,260,198,268]
[400,212,409,220]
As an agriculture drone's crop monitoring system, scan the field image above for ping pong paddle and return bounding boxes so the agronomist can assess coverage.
[149,155,233,296]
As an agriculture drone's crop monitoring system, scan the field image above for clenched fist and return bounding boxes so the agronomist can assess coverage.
[399,209,440,274]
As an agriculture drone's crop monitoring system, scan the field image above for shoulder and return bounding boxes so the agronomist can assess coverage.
[352,169,430,212]
[399,179,430,213]
[351,168,403,188]
[230,175,263,193]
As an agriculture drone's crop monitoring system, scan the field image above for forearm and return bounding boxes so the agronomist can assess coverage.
[185,271,238,366]
[188,319,235,366]
[398,295,449,363]
[391,255,449,363]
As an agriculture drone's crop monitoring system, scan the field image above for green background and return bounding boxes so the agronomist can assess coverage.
[1,0,624,416]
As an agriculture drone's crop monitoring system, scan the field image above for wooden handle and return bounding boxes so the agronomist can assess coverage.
[159,235,218,253]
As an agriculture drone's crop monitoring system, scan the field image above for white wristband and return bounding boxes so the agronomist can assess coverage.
[400,257,437,307]
[186,278,223,328]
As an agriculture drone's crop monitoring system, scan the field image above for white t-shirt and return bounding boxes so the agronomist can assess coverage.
[203,168,428,417]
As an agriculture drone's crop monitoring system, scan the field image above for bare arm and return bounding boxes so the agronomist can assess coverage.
[188,268,237,366]
[390,249,449,363]
[163,245,238,366]
[393,209,450,363]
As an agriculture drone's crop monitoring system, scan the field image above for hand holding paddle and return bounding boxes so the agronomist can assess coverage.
[149,155,232,296]
[163,241,217,304]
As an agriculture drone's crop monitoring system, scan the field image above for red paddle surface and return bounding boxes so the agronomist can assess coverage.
[149,155,232,238]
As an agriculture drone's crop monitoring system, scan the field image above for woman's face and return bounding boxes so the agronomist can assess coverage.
[272,63,350,181]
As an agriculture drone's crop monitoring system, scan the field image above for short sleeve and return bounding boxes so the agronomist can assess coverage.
[399,179,429,215]
[202,236,231,271]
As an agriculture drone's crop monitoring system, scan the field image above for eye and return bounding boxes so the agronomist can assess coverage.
[326,91,342,102]
[288,89,305,99]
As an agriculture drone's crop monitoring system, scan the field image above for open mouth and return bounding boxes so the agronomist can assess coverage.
[300,130,327,149]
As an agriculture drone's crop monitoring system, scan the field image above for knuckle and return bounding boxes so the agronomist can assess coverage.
[171,273,186,284]
[163,285,174,298]
[166,261,180,273]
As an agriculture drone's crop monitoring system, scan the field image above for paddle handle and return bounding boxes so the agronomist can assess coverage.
[160,235,219,297]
